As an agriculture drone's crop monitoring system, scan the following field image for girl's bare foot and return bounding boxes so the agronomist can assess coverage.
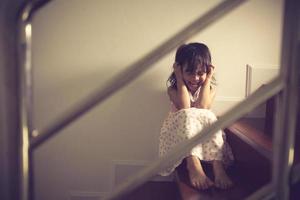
[186,156,214,190]
[212,160,233,189]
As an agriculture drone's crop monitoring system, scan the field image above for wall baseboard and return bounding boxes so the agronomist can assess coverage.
[110,159,174,191]
[69,191,107,200]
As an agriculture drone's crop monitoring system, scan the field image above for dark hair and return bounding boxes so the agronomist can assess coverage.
[167,43,216,89]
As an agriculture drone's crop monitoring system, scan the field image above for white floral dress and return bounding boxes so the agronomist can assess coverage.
[158,88,234,176]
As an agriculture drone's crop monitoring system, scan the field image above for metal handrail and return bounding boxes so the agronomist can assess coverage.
[271,0,300,199]
[18,1,56,200]
[18,3,35,200]
[103,76,284,200]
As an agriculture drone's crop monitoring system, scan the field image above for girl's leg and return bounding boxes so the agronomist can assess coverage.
[212,160,233,189]
[186,155,213,190]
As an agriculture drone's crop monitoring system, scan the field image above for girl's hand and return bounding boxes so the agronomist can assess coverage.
[206,65,215,80]
[173,62,182,79]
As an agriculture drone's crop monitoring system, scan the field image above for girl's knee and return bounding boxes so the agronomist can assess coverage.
[197,109,217,122]
[204,109,217,119]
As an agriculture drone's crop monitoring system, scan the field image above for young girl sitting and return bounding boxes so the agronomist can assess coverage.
[159,42,234,190]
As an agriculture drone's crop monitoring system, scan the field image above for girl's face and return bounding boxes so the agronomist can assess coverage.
[182,64,207,93]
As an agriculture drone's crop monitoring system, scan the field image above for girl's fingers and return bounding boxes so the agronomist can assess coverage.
[173,62,180,70]
[173,62,182,77]
[207,65,214,78]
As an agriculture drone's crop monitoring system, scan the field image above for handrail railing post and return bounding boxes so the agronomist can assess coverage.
[18,3,34,199]
[272,0,300,199]
[18,1,53,200]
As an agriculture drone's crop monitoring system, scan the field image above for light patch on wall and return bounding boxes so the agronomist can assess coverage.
[212,96,244,116]
[246,64,279,97]
[245,64,279,117]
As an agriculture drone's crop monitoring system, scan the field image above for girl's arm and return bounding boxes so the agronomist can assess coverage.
[168,63,190,110]
[196,66,216,109]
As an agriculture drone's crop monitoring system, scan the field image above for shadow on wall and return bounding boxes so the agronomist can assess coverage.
[34,63,170,158]
[33,64,170,200]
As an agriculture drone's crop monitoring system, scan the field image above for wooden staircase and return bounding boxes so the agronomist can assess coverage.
[175,119,272,200]
[175,114,300,200]
[174,96,300,200]
[120,119,273,200]
[121,103,300,200]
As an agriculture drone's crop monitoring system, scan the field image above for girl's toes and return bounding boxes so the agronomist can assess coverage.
[219,181,225,189]
[215,180,223,189]
[196,181,202,190]
[195,182,201,190]
[191,180,197,188]
[208,179,214,187]
[227,180,233,189]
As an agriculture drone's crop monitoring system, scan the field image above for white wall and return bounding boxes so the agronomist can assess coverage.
[32,0,283,199]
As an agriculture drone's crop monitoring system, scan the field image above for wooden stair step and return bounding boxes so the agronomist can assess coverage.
[175,119,272,200]
[175,162,263,200]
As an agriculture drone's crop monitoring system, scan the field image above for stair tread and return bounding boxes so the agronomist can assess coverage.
[175,162,264,200]
[227,119,272,152]
[175,119,273,200]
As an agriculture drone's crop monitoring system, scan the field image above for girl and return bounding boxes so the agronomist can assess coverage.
[159,43,234,190]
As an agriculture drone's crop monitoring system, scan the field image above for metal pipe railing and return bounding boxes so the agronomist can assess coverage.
[271,0,300,199]
[18,1,53,200]
[18,4,33,200]
[29,0,248,150]
[103,76,284,200]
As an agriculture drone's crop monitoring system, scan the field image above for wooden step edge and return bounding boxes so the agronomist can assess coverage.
[225,120,272,160]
